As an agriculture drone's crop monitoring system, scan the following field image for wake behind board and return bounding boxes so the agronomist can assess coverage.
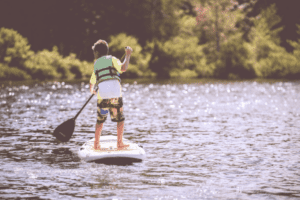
[78,136,146,162]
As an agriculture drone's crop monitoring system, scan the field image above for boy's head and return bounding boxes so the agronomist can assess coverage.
[92,40,109,59]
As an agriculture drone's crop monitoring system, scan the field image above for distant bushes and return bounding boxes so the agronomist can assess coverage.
[0,27,93,81]
[0,26,300,81]
[253,41,300,79]
[0,27,33,80]
[24,48,60,80]
[0,27,33,69]
[24,47,93,80]
[0,63,31,80]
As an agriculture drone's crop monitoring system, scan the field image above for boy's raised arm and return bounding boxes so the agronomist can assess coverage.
[121,47,133,72]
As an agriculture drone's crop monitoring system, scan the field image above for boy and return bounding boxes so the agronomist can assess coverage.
[89,39,133,150]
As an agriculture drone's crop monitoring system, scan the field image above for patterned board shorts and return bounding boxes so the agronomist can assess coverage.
[97,97,125,124]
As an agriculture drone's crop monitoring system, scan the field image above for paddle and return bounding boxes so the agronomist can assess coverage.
[52,51,127,142]
[52,93,95,142]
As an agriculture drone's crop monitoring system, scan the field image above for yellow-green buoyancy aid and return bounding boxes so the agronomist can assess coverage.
[94,55,121,83]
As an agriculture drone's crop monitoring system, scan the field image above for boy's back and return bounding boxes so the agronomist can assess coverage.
[90,55,123,100]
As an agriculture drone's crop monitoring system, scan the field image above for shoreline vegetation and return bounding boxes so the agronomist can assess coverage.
[0,3,300,82]
[0,78,298,89]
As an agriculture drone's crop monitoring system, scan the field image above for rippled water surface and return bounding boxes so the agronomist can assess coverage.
[0,79,299,200]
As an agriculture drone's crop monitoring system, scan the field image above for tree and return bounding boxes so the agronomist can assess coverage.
[248,4,300,79]
[286,24,300,79]
[287,24,300,58]
[194,0,244,63]
[234,0,300,52]
[0,0,183,62]
[214,33,256,79]
[248,4,282,62]
[0,27,33,69]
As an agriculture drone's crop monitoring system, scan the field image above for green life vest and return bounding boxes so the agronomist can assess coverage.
[94,55,121,83]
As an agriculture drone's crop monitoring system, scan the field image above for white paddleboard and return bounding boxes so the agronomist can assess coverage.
[78,136,146,162]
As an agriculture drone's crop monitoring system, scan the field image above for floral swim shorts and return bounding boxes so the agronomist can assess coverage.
[97,97,125,124]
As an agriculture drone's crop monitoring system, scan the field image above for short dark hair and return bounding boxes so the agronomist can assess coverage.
[93,42,108,56]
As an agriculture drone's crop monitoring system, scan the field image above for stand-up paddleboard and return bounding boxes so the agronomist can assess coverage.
[78,136,146,162]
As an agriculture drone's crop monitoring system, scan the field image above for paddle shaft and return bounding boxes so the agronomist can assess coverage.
[74,93,94,120]
[121,51,126,61]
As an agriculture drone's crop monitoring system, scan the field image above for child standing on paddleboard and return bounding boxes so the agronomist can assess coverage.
[89,40,133,150]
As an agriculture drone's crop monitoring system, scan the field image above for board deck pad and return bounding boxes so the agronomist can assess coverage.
[88,139,132,152]
[78,136,145,162]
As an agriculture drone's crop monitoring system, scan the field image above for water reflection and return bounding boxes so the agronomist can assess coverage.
[0,79,299,199]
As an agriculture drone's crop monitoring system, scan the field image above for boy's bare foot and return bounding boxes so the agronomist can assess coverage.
[117,142,130,150]
[94,141,101,150]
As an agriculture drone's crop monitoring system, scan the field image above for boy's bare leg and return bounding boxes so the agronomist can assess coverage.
[94,123,104,150]
[117,121,129,149]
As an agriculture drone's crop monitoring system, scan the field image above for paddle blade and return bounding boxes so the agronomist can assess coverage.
[52,118,75,142]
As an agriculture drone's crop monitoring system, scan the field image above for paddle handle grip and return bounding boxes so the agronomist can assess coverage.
[74,94,94,120]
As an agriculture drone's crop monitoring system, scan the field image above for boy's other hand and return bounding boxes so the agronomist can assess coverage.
[125,46,133,56]
[90,84,98,94]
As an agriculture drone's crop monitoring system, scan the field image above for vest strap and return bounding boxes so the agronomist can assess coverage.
[95,66,117,74]
[95,66,119,82]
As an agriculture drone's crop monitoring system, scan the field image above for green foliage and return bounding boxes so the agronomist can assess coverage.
[52,50,75,79]
[170,69,198,78]
[254,48,300,79]
[195,57,216,77]
[0,63,31,81]
[80,60,94,79]
[109,33,154,78]
[194,0,246,78]
[148,1,198,78]
[250,33,300,79]
[1,1,299,81]
[24,47,63,80]
[64,53,85,79]
[194,0,244,45]
[0,28,94,81]
[287,24,300,58]
[24,46,93,80]
[247,5,282,64]
[165,36,203,69]
[178,15,198,37]
[234,0,300,52]
[250,4,282,45]
[148,40,173,78]
[247,4,300,79]
[150,36,205,78]
[0,27,34,69]
[214,33,256,79]
[156,0,182,40]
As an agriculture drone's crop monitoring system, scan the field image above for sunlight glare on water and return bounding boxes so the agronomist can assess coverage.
[0,79,299,199]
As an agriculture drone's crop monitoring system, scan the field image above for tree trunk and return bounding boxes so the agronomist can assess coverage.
[215,4,220,54]
[151,0,158,39]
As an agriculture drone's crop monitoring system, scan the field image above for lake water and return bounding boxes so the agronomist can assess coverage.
[0,79,299,200]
